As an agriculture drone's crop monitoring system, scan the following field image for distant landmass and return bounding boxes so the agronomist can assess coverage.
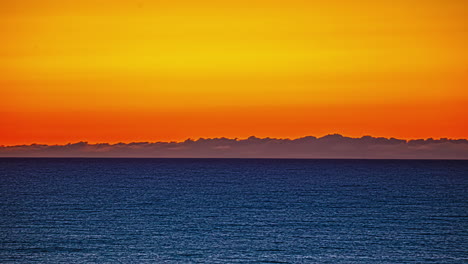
[1,134,468,159]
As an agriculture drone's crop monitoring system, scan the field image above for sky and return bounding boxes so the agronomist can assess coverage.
[1,0,467,145]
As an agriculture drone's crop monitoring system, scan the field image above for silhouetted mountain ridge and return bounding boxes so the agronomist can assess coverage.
[1,134,467,159]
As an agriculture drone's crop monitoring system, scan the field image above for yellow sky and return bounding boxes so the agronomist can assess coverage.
[1,0,467,144]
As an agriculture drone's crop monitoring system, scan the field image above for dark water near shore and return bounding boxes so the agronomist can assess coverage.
[0,158,467,263]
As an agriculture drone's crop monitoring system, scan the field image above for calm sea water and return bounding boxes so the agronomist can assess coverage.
[0,158,467,263]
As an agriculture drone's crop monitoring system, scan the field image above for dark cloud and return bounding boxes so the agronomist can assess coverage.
[1,135,467,159]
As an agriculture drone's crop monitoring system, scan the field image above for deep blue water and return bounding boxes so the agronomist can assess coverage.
[0,158,467,263]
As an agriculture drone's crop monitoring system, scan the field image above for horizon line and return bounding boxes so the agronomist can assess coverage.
[1,157,467,161]
[2,133,468,148]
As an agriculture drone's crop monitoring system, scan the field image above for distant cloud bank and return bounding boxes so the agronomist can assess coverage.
[1,134,468,159]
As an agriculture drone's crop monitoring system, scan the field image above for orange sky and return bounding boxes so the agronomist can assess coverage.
[1,0,467,145]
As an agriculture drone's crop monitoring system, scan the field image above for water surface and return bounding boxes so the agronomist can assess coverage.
[0,158,467,263]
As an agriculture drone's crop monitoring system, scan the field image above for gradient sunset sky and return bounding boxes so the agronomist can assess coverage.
[1,0,467,145]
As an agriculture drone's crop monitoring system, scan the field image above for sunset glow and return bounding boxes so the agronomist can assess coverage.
[1,0,467,145]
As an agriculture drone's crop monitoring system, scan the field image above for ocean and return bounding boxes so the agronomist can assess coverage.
[0,158,467,263]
